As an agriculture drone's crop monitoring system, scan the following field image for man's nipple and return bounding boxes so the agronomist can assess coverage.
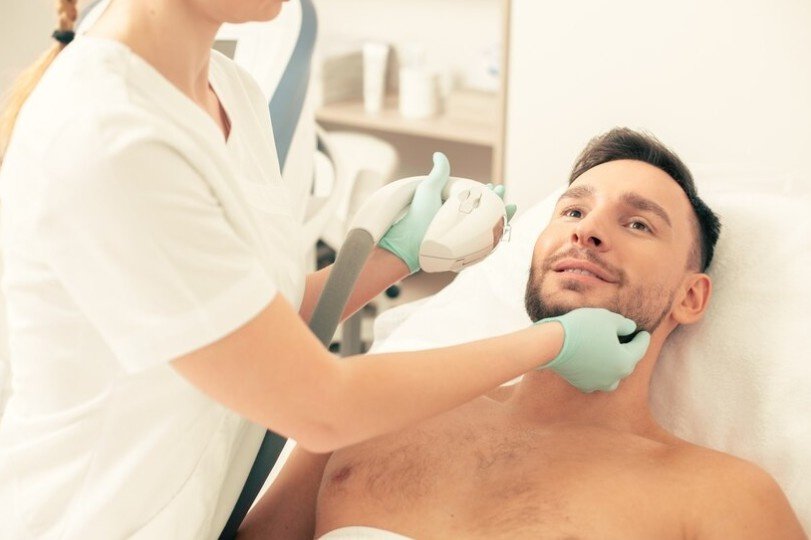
[329,465,353,485]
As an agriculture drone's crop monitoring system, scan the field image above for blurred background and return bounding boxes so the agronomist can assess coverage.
[2,0,810,352]
[4,0,810,204]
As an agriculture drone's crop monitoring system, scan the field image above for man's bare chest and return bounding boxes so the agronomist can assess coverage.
[317,404,691,538]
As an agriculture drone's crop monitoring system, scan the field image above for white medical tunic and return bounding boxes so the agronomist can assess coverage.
[0,36,306,538]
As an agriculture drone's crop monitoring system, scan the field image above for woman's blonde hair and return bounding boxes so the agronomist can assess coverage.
[0,0,79,160]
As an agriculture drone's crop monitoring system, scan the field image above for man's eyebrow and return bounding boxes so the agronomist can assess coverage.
[558,184,595,202]
[620,192,672,227]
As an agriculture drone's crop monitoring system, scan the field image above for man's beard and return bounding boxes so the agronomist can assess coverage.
[524,249,675,333]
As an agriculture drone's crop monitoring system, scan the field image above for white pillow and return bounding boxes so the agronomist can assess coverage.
[373,182,811,531]
[650,190,811,527]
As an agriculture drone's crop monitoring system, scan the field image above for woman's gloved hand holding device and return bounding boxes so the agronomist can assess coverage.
[378,152,516,274]
[537,308,651,392]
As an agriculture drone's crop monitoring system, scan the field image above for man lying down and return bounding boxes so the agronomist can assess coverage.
[240,128,806,539]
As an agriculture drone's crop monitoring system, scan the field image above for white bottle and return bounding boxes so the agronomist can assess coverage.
[362,42,390,114]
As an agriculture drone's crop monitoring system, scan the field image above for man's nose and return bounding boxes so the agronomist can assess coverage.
[571,213,609,250]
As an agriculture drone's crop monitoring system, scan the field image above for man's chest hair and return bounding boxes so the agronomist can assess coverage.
[326,413,683,503]
[320,415,703,538]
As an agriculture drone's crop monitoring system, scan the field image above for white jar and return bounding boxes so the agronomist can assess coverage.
[398,67,439,119]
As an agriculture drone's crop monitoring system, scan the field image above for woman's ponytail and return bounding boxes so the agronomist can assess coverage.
[0,0,78,160]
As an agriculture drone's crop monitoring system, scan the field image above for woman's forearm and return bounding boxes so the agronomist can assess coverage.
[316,322,563,451]
[299,247,410,323]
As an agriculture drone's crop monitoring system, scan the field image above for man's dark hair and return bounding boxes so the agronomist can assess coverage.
[568,127,721,271]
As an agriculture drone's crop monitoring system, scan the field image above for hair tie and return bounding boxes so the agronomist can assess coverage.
[52,29,75,45]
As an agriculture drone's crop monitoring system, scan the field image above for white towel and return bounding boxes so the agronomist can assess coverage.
[651,191,811,523]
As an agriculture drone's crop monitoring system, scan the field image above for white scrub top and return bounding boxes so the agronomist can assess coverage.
[0,36,306,538]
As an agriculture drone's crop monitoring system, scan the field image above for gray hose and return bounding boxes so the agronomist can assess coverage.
[308,229,376,344]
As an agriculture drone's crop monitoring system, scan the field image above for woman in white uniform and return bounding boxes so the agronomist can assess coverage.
[0,1,650,538]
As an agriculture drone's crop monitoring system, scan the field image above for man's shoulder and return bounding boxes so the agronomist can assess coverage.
[665,443,804,538]
[664,442,781,498]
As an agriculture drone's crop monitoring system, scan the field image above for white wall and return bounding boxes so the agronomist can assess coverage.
[0,0,54,93]
[313,0,501,92]
[504,0,811,207]
[313,0,503,183]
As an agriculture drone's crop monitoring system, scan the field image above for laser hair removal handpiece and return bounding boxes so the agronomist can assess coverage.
[351,176,509,272]
[306,175,509,357]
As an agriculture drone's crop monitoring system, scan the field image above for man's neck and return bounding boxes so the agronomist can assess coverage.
[505,355,677,444]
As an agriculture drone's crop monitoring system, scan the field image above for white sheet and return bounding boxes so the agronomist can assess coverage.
[372,179,811,532]
[318,526,412,539]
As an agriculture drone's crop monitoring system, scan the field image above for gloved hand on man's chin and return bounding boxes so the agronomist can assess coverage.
[536,307,651,393]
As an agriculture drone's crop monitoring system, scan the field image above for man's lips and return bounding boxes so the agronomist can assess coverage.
[551,258,618,283]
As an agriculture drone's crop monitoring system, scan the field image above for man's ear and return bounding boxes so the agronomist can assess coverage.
[673,273,712,324]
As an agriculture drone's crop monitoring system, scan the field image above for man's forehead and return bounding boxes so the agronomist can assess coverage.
[565,160,688,210]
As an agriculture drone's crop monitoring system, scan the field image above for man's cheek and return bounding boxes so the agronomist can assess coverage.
[533,237,560,267]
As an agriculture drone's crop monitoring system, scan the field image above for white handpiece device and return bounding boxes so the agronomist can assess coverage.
[349,176,509,273]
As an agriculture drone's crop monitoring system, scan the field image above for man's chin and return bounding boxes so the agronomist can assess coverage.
[541,303,573,319]
[526,295,662,336]
[525,276,619,323]
[525,298,598,323]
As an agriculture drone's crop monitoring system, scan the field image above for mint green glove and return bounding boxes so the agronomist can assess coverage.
[537,308,651,393]
[485,183,517,223]
[379,152,450,273]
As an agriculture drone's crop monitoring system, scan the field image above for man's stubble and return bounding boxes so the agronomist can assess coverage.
[523,250,675,333]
